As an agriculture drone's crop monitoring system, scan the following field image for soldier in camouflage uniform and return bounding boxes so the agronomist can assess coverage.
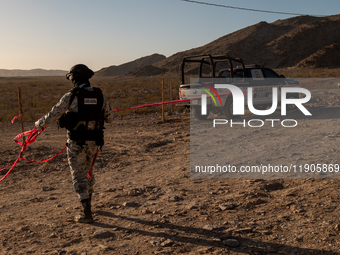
[35,64,114,223]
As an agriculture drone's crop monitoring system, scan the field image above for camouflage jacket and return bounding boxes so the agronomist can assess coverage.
[35,84,114,132]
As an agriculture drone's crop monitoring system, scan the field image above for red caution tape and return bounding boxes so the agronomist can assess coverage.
[0,162,15,172]
[0,157,21,183]
[20,146,67,163]
[0,127,66,183]
[87,148,98,179]
[113,98,191,112]
[11,114,22,124]
[0,128,40,182]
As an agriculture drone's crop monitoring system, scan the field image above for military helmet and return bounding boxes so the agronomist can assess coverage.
[66,64,94,81]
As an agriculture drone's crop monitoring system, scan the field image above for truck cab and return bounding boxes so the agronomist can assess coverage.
[179,54,299,120]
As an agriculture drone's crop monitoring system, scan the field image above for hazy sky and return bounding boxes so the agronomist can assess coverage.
[1,0,339,71]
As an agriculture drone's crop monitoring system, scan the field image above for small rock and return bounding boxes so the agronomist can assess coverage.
[30,197,43,203]
[186,202,206,210]
[69,238,82,244]
[223,239,239,247]
[128,188,144,196]
[142,208,152,214]
[17,226,30,231]
[160,239,174,247]
[149,240,158,246]
[152,187,161,193]
[167,195,182,202]
[234,228,253,233]
[175,210,187,216]
[122,202,140,207]
[35,221,55,228]
[186,202,198,210]
[42,186,55,191]
[219,203,235,211]
[262,182,284,191]
[203,225,219,231]
[212,236,221,241]
[295,236,304,242]
[219,234,232,240]
[50,233,57,238]
[92,230,114,239]
[128,190,137,196]
[61,242,71,248]
[254,198,267,205]
[98,244,109,250]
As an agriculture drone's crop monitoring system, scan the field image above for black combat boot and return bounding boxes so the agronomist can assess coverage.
[74,196,93,223]
[89,193,92,205]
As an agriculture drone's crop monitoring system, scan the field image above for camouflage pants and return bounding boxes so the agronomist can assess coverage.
[67,140,98,201]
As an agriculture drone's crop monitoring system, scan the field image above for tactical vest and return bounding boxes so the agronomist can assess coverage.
[58,87,105,146]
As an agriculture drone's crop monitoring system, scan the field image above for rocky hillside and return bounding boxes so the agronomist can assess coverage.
[95,53,166,77]
[135,14,340,76]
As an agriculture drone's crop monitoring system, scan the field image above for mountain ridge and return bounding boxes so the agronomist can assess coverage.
[95,53,166,77]
[148,14,340,75]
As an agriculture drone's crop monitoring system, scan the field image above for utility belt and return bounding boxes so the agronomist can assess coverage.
[69,124,104,147]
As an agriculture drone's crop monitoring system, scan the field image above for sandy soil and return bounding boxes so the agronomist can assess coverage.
[1,88,340,255]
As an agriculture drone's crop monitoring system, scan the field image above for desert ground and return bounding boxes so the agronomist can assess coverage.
[1,81,340,255]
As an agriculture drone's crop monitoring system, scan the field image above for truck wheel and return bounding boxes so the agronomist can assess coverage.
[223,100,239,119]
[192,106,209,120]
[286,94,299,111]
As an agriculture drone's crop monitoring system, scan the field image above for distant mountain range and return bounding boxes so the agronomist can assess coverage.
[98,14,340,77]
[0,69,67,77]
[0,54,166,77]
[2,14,339,77]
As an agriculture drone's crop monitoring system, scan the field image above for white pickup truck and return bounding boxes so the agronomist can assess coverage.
[179,54,300,120]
